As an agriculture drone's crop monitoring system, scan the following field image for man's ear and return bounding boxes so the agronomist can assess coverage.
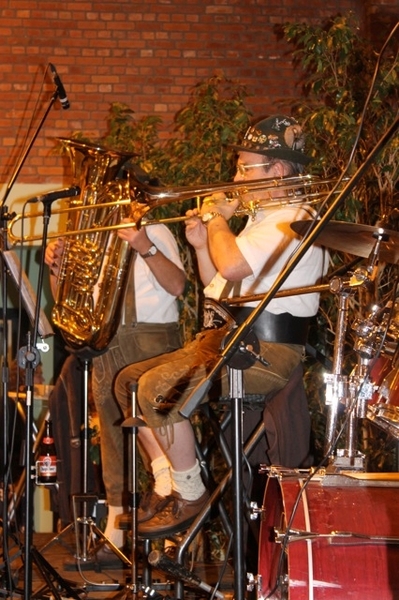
[269,160,285,177]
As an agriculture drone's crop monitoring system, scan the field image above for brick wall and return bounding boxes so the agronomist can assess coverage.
[0,0,393,186]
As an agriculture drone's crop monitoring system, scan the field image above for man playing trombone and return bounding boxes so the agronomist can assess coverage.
[114,114,329,536]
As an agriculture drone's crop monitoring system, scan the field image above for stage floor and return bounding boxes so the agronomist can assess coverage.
[2,529,235,600]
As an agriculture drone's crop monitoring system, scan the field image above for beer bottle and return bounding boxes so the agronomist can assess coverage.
[37,419,57,484]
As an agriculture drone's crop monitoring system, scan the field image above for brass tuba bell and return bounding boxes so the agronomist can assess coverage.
[52,138,136,351]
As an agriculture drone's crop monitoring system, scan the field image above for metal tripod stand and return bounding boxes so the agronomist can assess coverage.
[39,352,129,593]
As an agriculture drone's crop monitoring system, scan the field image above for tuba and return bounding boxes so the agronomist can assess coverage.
[52,138,136,352]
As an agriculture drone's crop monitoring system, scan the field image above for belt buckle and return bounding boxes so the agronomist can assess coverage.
[203,299,233,329]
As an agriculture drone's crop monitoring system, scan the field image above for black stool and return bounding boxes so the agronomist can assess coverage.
[148,361,311,599]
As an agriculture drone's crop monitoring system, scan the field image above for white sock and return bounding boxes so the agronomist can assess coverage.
[151,455,172,497]
[171,459,206,501]
[104,505,124,548]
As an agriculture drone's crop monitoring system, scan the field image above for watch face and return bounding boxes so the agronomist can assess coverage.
[202,212,213,223]
[141,245,157,258]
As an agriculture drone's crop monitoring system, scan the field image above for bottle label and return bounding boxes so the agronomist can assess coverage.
[42,437,54,444]
[38,455,57,476]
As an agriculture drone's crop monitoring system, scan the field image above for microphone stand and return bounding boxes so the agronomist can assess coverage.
[0,87,61,597]
[179,115,399,600]
[19,196,81,600]
[0,207,18,596]
[0,80,81,597]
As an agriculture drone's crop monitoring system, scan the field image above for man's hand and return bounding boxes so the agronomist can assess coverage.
[45,238,65,276]
[200,192,239,221]
[185,208,208,249]
[117,218,152,255]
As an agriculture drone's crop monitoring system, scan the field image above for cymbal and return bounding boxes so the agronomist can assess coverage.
[291,220,399,264]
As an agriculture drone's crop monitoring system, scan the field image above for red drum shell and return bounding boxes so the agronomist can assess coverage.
[258,472,399,599]
[368,356,399,438]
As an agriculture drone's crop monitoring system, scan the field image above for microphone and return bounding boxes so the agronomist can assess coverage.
[49,63,70,110]
[28,186,81,205]
[148,550,224,599]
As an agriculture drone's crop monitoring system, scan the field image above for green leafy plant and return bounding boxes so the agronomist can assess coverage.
[282,13,398,222]
[281,13,399,467]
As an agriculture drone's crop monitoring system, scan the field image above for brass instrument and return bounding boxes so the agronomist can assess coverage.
[50,138,136,351]
[9,144,344,352]
[8,172,345,244]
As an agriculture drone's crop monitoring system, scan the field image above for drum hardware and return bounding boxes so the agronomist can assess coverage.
[148,550,225,599]
[39,352,126,594]
[304,224,399,472]
[257,467,399,599]
[290,221,399,466]
[274,527,399,544]
[365,299,399,438]
[322,271,373,470]
[249,501,262,520]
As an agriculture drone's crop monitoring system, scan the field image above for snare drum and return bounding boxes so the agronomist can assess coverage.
[258,469,399,599]
[368,356,399,439]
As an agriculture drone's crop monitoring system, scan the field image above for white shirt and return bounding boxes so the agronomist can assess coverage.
[125,223,183,323]
[204,205,329,317]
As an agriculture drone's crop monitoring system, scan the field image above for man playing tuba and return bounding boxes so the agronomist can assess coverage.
[45,191,186,567]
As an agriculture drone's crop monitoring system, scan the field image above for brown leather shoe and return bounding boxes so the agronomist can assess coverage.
[115,492,172,529]
[138,490,210,539]
[139,491,173,522]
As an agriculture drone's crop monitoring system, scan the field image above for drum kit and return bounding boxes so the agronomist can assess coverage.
[255,220,399,599]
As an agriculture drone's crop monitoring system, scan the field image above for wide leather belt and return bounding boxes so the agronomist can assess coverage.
[203,299,309,345]
[228,306,310,346]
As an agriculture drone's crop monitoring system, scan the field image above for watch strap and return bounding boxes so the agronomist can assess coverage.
[201,211,224,225]
[140,244,157,259]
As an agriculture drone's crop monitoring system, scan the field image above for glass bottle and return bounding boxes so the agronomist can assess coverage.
[37,419,57,484]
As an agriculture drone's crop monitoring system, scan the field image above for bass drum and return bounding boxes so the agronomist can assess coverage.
[258,469,399,599]
[368,355,399,439]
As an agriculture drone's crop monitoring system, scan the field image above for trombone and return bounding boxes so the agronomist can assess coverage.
[8,173,343,245]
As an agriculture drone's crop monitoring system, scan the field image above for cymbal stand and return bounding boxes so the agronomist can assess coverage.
[324,232,387,470]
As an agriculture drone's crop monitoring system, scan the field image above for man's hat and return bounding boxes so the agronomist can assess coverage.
[231,115,312,166]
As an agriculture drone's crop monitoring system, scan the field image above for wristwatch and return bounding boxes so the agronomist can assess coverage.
[201,211,224,225]
[140,244,158,259]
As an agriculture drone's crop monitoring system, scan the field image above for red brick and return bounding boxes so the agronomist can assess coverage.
[0,0,374,184]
